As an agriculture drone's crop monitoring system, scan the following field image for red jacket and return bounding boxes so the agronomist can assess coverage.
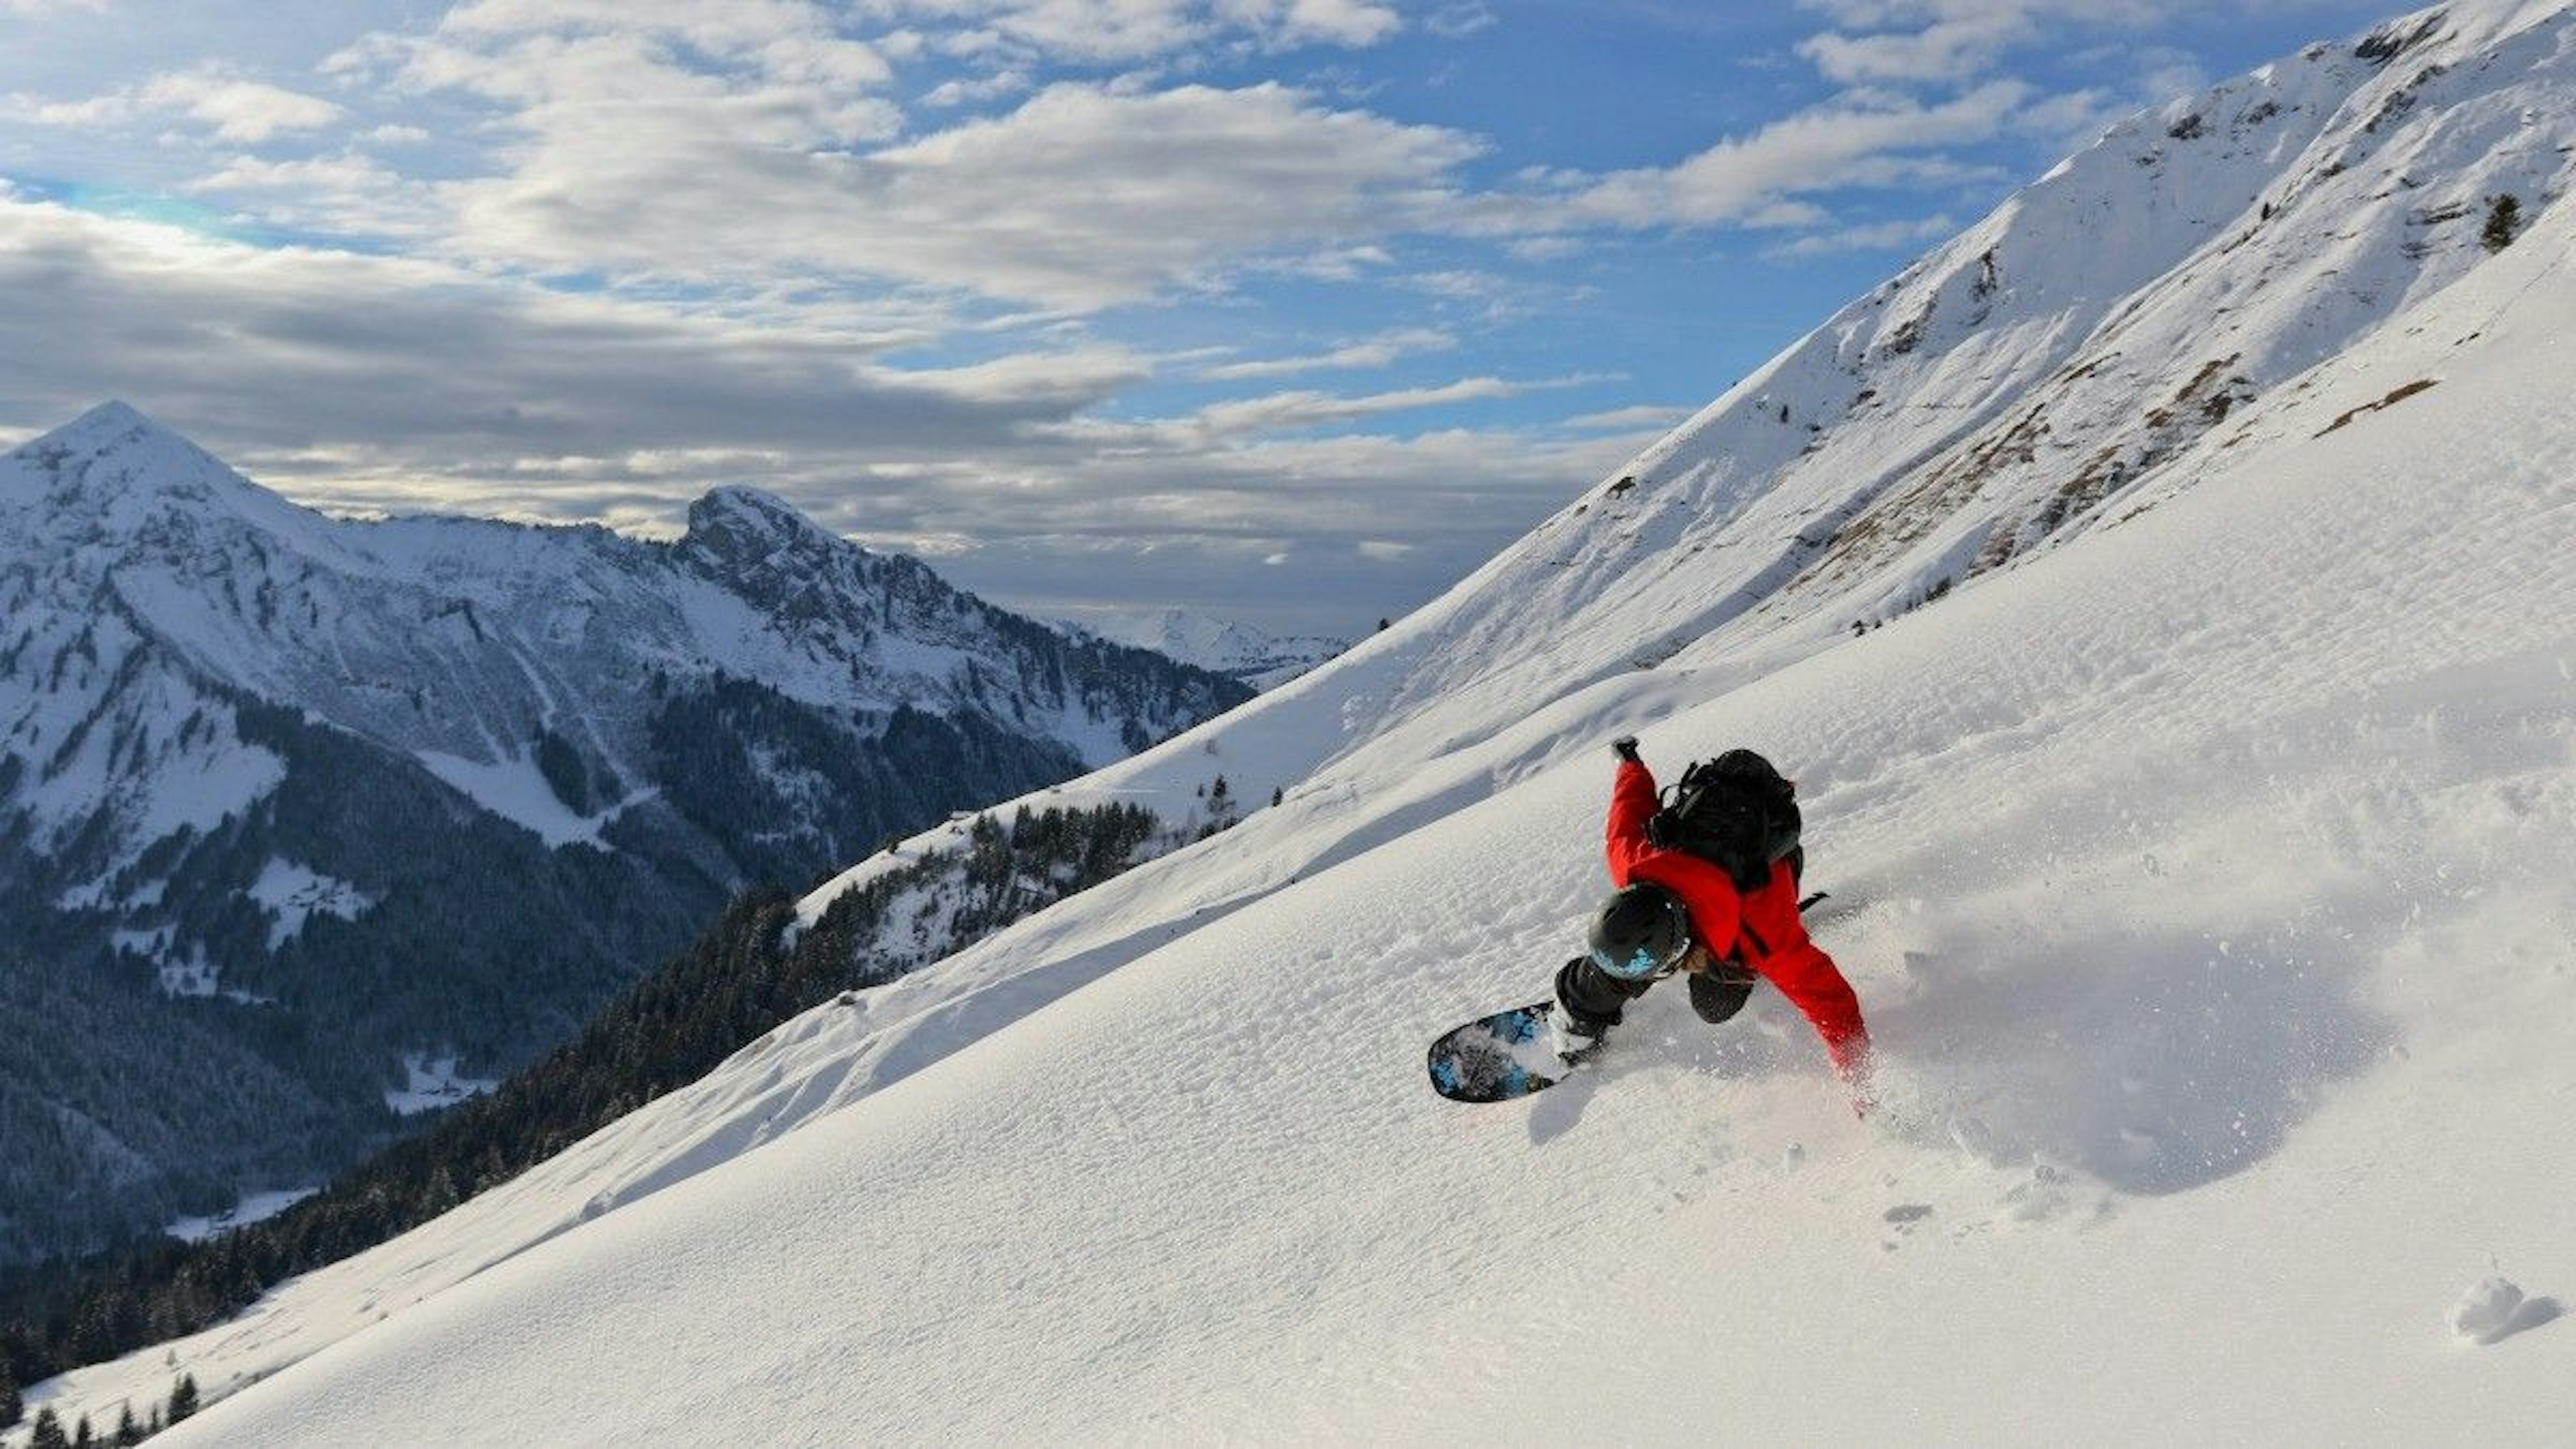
[1605,759,1871,1081]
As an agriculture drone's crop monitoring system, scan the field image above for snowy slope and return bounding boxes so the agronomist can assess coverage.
[1267,0,2575,764]
[146,174,2576,1442]
[28,3,2576,1440]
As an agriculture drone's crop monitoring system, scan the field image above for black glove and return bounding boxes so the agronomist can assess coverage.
[1611,735,1642,763]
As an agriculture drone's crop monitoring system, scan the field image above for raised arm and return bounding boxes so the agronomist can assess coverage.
[1604,755,1659,878]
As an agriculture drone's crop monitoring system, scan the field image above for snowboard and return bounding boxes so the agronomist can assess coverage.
[1427,892,1839,1104]
[1426,1001,1587,1103]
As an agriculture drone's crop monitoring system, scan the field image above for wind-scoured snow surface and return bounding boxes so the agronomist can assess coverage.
[37,4,2575,1442]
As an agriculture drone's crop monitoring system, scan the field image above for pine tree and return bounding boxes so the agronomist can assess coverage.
[115,1404,140,1447]
[2482,193,2522,253]
[421,1163,461,1216]
[71,1413,92,1449]
[166,1373,198,1424]
[3,1366,20,1428]
[30,1407,69,1449]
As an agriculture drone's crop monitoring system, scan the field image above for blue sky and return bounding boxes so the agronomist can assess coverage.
[0,0,2409,635]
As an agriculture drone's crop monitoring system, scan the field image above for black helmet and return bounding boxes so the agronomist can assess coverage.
[1587,883,1694,980]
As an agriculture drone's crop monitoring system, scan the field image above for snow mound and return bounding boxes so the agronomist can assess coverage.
[2451,1277,2563,1346]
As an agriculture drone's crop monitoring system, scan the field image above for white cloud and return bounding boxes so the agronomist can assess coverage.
[1796,13,2027,86]
[0,195,1656,635]
[1252,0,1403,48]
[8,90,122,127]
[1424,3,1495,40]
[441,0,880,64]
[1740,199,1834,229]
[1552,80,2028,229]
[2012,86,2130,150]
[0,197,1124,483]
[343,5,896,140]
[9,0,2181,324]
[922,68,1034,105]
[1398,268,1505,299]
[13,66,343,143]
[307,0,1459,310]
[2130,46,2210,105]
[1244,243,1395,282]
[1828,154,2012,189]
[1186,373,1589,435]
[1796,0,2174,29]
[409,77,1478,309]
[1791,0,2212,87]
[181,152,447,237]
[1199,327,1454,380]
[135,71,342,143]
[1765,211,1959,257]
[859,82,1476,303]
[833,413,1666,633]
[866,0,1401,64]
[1562,404,1692,432]
[1504,235,1582,262]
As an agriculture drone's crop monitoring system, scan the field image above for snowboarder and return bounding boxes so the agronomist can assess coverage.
[1550,736,1874,1108]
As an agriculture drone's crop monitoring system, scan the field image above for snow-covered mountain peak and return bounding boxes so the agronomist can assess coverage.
[48,396,152,442]
[0,402,353,577]
[670,482,938,632]
[678,484,850,567]
[3,401,314,541]
[1366,0,2575,761]
[13,400,240,505]
[0,402,1251,1271]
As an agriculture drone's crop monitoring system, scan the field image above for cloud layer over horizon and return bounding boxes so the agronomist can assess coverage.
[1,0,2394,633]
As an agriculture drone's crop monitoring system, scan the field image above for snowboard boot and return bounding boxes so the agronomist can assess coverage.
[1549,1003,1611,1063]
[1550,958,1622,1063]
[1687,960,1758,1025]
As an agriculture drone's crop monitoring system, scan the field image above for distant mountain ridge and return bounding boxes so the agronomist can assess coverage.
[0,402,1248,1263]
[1055,608,1346,690]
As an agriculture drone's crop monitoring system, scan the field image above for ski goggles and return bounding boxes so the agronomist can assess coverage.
[1589,943,1684,981]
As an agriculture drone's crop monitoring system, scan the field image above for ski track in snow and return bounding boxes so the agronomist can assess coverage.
[30,9,2576,1444]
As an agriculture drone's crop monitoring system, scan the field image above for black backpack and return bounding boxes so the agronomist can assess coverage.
[1646,749,1802,892]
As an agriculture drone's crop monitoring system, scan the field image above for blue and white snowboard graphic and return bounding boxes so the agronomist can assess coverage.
[1427,1001,1580,1103]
